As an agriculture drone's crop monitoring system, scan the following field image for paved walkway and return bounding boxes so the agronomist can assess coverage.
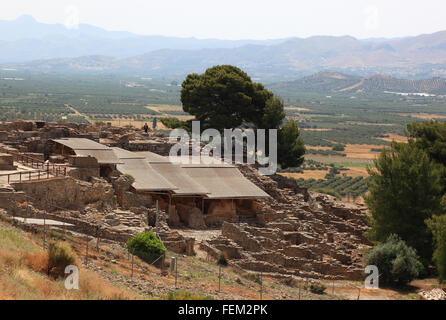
[13,217,74,227]
[0,163,55,184]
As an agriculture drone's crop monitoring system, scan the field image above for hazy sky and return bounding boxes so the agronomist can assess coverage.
[1,0,446,40]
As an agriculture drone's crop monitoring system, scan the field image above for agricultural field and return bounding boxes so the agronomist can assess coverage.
[0,71,182,124]
[2,70,446,201]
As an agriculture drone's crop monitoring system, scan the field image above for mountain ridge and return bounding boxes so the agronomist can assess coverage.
[2,16,446,80]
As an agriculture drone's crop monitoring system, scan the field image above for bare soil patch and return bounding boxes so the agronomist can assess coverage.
[344,144,382,160]
[279,171,328,180]
[302,128,333,132]
[379,134,408,143]
[284,106,310,112]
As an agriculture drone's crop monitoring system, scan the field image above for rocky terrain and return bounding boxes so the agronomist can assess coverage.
[0,120,370,283]
[200,164,371,280]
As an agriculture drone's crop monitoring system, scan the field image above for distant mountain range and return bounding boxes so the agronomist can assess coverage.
[2,15,446,81]
[269,71,446,95]
[0,15,288,63]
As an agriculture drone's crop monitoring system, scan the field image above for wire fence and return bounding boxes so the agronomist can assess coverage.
[1,191,356,300]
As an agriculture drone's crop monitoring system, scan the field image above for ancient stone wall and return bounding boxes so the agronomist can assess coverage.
[11,177,115,211]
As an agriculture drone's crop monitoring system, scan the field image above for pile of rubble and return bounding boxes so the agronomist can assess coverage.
[200,164,371,280]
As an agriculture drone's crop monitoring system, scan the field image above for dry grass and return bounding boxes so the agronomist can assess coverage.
[344,144,382,160]
[342,167,370,178]
[146,105,183,112]
[23,252,49,274]
[302,128,333,132]
[284,106,310,111]
[0,222,139,300]
[307,144,382,160]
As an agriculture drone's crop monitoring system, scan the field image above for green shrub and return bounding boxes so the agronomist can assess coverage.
[427,215,446,283]
[48,241,76,277]
[126,232,166,264]
[310,282,326,294]
[332,144,346,152]
[365,234,421,286]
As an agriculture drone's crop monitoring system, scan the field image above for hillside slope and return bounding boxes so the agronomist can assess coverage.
[4,29,446,79]
[269,71,446,95]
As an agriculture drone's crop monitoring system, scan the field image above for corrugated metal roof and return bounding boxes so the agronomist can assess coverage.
[182,166,270,199]
[53,138,109,150]
[150,163,209,196]
[116,158,177,192]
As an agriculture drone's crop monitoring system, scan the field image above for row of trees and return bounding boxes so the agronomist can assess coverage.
[366,120,446,283]
[161,65,305,169]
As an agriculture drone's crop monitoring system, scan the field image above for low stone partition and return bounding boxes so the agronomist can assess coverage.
[0,153,15,170]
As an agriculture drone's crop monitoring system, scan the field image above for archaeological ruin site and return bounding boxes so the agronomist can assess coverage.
[0,120,371,282]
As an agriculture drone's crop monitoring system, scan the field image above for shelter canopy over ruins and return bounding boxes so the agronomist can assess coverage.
[111,147,269,199]
[52,138,122,165]
[51,139,269,200]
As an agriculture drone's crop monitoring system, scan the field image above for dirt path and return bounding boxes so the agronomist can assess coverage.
[338,79,365,92]
[66,104,92,123]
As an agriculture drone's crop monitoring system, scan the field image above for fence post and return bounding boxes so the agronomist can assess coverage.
[298,280,301,300]
[85,236,89,265]
[96,230,100,252]
[43,210,47,249]
[259,272,263,300]
[131,251,134,279]
[175,256,178,289]
[218,265,221,292]
[170,256,176,273]
[155,200,159,234]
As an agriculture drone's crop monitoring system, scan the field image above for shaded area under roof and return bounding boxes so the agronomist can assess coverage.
[182,166,270,199]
